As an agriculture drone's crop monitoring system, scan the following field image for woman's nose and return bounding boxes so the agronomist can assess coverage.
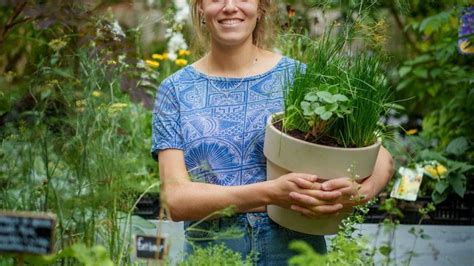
[222,0,238,12]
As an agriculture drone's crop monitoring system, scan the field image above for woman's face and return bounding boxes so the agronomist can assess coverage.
[199,0,260,46]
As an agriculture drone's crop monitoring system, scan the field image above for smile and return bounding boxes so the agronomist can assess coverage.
[218,19,244,25]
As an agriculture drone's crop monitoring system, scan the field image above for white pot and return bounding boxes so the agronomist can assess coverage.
[263,113,381,235]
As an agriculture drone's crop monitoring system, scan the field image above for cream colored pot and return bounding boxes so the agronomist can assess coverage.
[263,113,381,235]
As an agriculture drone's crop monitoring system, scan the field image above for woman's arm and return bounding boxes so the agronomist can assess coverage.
[159,149,343,221]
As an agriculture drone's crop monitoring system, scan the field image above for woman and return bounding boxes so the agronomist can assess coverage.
[151,0,394,264]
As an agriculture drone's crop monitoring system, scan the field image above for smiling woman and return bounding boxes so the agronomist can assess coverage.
[190,0,276,54]
[151,0,394,265]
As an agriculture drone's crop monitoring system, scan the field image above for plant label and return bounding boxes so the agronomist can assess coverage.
[0,211,56,255]
[134,234,168,260]
[391,166,424,201]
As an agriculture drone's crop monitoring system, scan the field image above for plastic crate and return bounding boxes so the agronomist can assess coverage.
[365,191,474,225]
[133,193,161,219]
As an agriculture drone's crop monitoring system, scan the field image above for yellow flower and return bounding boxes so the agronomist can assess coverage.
[48,38,67,51]
[459,40,474,54]
[406,129,418,135]
[145,60,160,68]
[108,103,128,115]
[75,100,85,107]
[92,90,102,97]
[162,53,169,60]
[109,103,128,110]
[178,49,191,56]
[175,59,188,67]
[424,163,448,178]
[152,54,165,60]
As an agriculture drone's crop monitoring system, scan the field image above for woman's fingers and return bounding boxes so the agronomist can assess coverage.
[321,177,352,191]
[289,192,319,205]
[292,177,320,190]
[292,173,318,183]
[290,190,341,202]
[289,191,342,206]
[309,190,342,201]
[290,204,343,218]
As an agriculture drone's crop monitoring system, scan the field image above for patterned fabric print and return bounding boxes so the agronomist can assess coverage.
[152,57,299,186]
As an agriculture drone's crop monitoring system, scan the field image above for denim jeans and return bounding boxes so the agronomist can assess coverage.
[184,212,327,266]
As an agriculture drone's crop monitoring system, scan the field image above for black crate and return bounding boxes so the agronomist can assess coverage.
[133,193,161,219]
[364,191,474,225]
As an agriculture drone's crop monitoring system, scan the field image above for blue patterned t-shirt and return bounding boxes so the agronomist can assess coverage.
[151,56,299,186]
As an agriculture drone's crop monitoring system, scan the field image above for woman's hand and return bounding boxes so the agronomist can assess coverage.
[269,173,344,218]
[292,146,395,214]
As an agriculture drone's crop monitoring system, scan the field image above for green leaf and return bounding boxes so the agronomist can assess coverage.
[316,91,334,103]
[435,179,449,194]
[327,103,338,112]
[379,245,392,256]
[449,174,466,198]
[432,190,448,204]
[396,79,412,91]
[333,94,348,102]
[304,92,318,101]
[301,101,312,115]
[399,66,412,77]
[320,111,332,120]
[314,106,326,115]
[445,137,469,156]
[413,68,428,79]
[408,55,432,65]
[418,11,450,35]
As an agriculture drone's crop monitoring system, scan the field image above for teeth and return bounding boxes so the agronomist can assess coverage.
[220,19,242,25]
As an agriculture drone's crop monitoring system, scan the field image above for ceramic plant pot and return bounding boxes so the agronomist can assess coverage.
[263,113,381,235]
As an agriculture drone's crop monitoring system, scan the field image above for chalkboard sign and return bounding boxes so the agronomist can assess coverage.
[0,211,56,255]
[135,234,168,260]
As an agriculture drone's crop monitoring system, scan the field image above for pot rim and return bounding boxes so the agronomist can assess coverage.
[267,112,382,151]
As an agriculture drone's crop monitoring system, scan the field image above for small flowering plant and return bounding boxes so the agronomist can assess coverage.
[386,134,474,204]
[140,49,191,89]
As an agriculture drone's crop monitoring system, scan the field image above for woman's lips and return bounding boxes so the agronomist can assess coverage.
[218,19,244,26]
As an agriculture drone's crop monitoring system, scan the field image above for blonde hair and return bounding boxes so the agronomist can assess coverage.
[189,0,277,55]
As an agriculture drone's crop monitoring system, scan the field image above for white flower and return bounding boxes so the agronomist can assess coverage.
[174,0,190,23]
[165,28,173,38]
[111,20,125,39]
[136,60,146,69]
[167,32,188,61]
[167,51,177,61]
[168,32,188,50]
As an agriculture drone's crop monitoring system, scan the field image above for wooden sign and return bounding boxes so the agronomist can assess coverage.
[134,234,168,260]
[0,211,56,255]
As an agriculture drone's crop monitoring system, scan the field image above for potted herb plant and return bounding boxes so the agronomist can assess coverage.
[264,36,391,235]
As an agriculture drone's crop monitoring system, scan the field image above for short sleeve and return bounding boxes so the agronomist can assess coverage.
[151,78,184,161]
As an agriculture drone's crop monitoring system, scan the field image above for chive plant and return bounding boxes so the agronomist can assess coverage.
[281,34,391,148]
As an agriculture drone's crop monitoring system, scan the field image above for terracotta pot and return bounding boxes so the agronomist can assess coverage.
[263,113,381,235]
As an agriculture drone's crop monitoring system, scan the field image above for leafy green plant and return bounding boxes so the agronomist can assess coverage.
[393,4,474,163]
[386,134,474,204]
[300,89,350,139]
[178,244,255,266]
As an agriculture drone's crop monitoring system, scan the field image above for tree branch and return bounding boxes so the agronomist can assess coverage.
[389,5,421,54]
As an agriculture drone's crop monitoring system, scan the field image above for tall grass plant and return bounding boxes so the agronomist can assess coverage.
[281,33,391,148]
